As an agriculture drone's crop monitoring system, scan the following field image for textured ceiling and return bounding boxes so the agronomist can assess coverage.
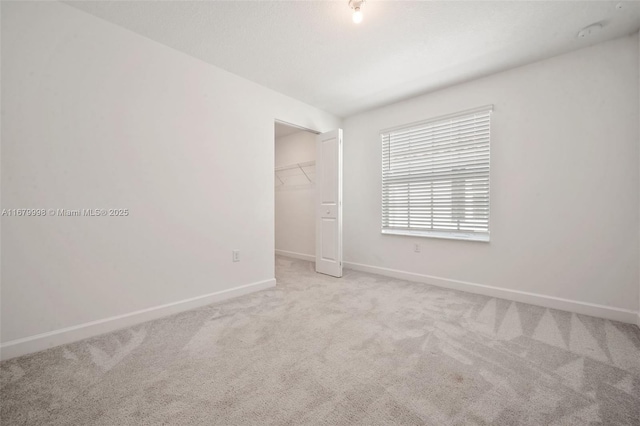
[66,1,640,117]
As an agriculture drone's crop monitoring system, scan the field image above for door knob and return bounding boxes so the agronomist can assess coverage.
[326,210,330,215]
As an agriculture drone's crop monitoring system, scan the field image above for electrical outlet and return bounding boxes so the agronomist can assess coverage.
[414,244,421,253]
[232,249,240,262]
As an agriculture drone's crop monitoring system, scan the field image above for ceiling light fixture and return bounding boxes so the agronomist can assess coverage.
[349,0,365,24]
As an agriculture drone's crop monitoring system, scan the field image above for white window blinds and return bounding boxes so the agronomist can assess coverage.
[381,106,492,241]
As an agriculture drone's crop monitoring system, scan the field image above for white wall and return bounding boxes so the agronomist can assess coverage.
[275,131,316,258]
[0,1,340,351]
[343,34,640,320]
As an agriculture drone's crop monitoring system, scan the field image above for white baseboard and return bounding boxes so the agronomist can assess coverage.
[0,278,276,361]
[275,249,315,263]
[344,261,638,325]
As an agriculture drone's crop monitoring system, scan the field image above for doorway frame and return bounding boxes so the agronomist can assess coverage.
[274,119,321,136]
[273,119,322,267]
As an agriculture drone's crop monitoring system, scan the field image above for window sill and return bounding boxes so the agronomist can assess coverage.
[381,229,490,242]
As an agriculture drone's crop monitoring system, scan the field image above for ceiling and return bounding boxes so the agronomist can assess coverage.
[66,1,640,118]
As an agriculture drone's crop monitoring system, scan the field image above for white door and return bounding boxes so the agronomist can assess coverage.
[315,129,343,277]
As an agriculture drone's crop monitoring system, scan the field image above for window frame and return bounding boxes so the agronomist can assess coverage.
[380,105,493,242]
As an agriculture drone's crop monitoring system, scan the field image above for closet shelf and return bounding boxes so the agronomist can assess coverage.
[275,161,315,186]
[275,160,315,172]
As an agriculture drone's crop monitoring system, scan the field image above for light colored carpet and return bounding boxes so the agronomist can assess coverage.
[1,256,639,425]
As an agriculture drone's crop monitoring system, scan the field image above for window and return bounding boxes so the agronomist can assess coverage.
[381,106,492,241]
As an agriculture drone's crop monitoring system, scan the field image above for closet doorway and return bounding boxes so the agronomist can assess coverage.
[274,120,343,277]
[274,121,318,265]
